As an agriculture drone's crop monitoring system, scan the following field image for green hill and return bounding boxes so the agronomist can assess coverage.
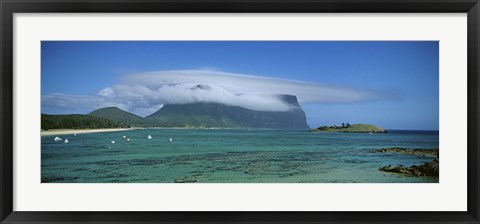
[41,114,128,130]
[145,114,241,128]
[310,123,386,133]
[88,107,147,126]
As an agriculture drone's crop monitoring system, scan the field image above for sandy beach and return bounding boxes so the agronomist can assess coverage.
[41,128,136,136]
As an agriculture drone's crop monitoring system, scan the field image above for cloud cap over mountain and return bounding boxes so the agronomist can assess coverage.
[42,69,396,116]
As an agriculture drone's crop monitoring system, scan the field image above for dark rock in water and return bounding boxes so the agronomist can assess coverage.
[380,159,439,177]
[375,147,439,158]
[174,178,198,183]
[42,176,79,183]
[145,94,310,130]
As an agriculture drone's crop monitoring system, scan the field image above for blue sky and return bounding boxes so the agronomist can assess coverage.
[42,41,439,130]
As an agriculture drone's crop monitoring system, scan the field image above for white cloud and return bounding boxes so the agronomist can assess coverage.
[42,69,393,116]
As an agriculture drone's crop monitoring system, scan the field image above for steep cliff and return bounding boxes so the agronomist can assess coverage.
[145,95,310,130]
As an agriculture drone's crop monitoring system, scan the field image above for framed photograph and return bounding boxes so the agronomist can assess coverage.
[1,0,479,223]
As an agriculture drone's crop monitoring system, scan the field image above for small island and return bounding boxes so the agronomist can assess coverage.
[309,123,387,133]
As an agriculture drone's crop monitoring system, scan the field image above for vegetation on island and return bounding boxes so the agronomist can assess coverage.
[145,102,310,130]
[145,114,241,128]
[41,114,129,130]
[310,123,386,133]
[88,107,147,126]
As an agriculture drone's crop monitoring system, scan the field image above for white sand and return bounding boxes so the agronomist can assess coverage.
[41,128,135,136]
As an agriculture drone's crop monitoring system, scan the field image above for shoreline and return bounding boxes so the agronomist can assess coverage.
[41,128,137,136]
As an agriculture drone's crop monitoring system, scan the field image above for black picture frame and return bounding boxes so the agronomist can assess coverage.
[1,0,479,223]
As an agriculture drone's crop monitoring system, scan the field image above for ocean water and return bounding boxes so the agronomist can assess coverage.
[41,129,439,183]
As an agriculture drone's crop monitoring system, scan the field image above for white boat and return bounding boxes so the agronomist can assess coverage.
[73,133,77,136]
[147,135,152,140]
[122,136,126,139]
[54,137,62,141]
[111,140,115,144]
[126,138,131,142]
[64,139,69,144]
[168,137,173,142]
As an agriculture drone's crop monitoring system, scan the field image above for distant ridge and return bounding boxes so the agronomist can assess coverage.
[44,95,311,130]
[88,107,147,126]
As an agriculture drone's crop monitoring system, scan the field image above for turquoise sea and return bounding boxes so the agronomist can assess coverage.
[41,129,439,183]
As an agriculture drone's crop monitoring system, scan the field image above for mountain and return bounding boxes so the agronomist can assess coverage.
[88,107,147,126]
[41,114,128,130]
[145,95,310,130]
